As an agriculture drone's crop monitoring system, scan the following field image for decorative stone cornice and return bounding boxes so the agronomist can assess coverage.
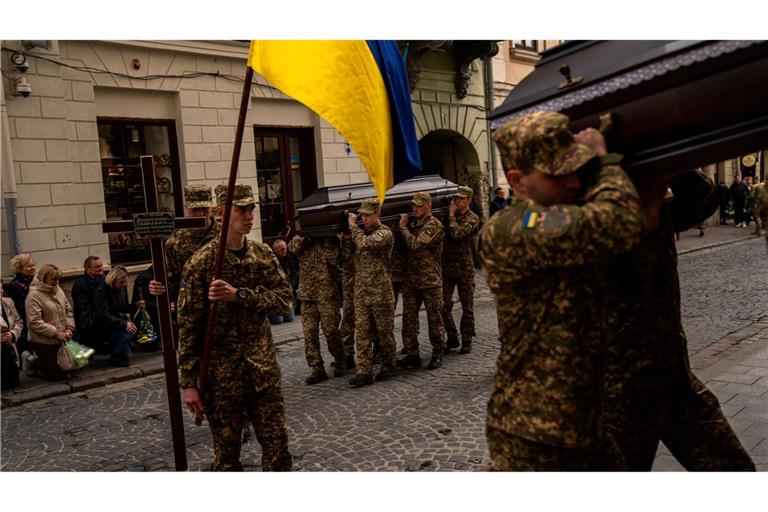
[398,40,499,99]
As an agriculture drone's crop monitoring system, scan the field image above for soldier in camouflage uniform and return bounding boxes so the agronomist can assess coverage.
[760,184,768,246]
[340,231,381,367]
[346,198,396,387]
[397,191,446,370]
[749,179,766,236]
[601,170,755,471]
[288,234,345,384]
[479,111,644,470]
[149,185,219,329]
[177,184,293,471]
[339,232,357,367]
[167,184,219,291]
[442,186,481,354]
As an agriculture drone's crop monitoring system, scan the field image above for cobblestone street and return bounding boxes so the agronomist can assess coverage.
[2,235,767,472]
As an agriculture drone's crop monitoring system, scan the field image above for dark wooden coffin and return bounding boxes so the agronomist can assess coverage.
[490,40,768,176]
[296,175,458,237]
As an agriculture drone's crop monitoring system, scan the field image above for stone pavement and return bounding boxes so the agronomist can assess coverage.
[2,227,766,472]
[674,222,759,255]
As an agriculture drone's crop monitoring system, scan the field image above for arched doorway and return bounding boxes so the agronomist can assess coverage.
[418,130,481,186]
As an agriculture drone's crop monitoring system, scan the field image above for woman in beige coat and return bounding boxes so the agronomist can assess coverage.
[1,286,24,389]
[25,264,74,380]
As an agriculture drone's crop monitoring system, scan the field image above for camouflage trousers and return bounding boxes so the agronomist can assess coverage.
[392,280,403,308]
[205,378,291,471]
[302,299,344,368]
[340,279,356,358]
[442,272,476,340]
[602,370,755,471]
[486,427,597,471]
[355,301,396,375]
[401,286,444,357]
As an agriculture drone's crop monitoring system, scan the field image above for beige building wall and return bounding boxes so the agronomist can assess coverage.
[490,40,563,189]
[2,40,363,277]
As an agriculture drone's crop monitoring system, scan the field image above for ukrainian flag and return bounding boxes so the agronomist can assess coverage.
[248,40,422,203]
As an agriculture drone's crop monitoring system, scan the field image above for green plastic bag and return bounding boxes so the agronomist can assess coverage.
[63,340,95,370]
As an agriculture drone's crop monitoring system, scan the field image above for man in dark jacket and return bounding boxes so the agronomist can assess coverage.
[489,186,508,216]
[71,256,109,353]
[730,175,749,227]
[717,181,730,225]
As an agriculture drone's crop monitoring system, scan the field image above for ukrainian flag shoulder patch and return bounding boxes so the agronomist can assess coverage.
[523,210,539,229]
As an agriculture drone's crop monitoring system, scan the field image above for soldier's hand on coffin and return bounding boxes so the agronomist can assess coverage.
[399,214,409,227]
[348,212,358,226]
[574,127,607,156]
[148,280,166,296]
[208,279,237,302]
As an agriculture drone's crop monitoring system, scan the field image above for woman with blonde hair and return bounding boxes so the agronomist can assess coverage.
[5,253,36,356]
[25,264,75,380]
[95,264,135,367]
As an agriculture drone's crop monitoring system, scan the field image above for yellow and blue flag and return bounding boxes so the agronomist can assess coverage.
[247,40,422,203]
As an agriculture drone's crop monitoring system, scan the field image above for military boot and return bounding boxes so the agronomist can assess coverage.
[375,367,396,382]
[459,336,473,354]
[349,373,374,388]
[396,355,422,369]
[444,335,460,354]
[305,366,329,385]
[333,357,346,377]
[427,353,443,370]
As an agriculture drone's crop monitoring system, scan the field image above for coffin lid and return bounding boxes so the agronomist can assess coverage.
[298,174,457,211]
[490,40,765,128]
[489,40,768,175]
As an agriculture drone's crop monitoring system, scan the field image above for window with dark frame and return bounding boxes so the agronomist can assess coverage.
[253,127,317,245]
[513,40,540,52]
[97,118,183,265]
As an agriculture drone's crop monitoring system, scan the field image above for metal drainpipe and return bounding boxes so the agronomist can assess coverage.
[483,55,496,190]
[1,77,21,260]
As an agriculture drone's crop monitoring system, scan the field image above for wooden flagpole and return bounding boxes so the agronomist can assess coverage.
[195,66,254,425]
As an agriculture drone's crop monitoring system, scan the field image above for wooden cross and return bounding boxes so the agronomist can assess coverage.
[101,155,206,471]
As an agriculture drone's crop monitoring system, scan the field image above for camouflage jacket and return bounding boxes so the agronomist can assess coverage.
[287,235,340,302]
[165,217,219,303]
[177,238,293,390]
[605,171,718,391]
[478,163,644,449]
[442,209,481,276]
[390,230,407,283]
[747,183,762,208]
[399,214,445,289]
[340,231,356,290]
[350,222,394,305]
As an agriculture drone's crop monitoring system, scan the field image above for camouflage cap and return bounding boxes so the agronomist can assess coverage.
[410,191,432,206]
[455,186,473,198]
[184,184,214,209]
[358,197,380,214]
[492,111,597,176]
[215,183,257,207]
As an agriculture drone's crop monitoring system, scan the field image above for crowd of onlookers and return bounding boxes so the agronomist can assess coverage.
[1,254,161,390]
[718,174,766,233]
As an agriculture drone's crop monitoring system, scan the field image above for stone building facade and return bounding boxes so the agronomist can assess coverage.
[4,39,761,279]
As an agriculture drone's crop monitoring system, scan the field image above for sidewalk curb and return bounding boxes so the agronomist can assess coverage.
[0,334,303,409]
[678,234,758,255]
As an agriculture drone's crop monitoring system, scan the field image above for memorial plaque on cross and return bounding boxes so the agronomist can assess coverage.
[101,155,206,471]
